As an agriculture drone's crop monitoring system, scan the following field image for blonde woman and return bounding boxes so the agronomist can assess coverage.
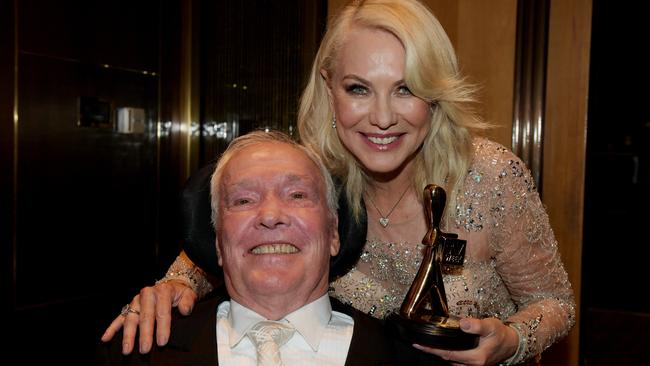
[104,1,575,364]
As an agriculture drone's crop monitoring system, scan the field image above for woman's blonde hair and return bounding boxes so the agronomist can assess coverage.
[298,0,489,222]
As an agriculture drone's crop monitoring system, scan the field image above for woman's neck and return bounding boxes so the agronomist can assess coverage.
[365,156,416,197]
[360,152,429,242]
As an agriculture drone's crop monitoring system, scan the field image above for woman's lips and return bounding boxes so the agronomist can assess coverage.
[367,135,398,145]
[362,133,403,150]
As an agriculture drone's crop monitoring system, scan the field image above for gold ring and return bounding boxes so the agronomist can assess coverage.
[120,303,140,317]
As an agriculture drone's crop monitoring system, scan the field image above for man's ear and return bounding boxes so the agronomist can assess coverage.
[215,238,223,267]
[330,216,340,257]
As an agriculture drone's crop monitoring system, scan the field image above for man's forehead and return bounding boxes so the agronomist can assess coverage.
[222,143,323,186]
[229,144,317,171]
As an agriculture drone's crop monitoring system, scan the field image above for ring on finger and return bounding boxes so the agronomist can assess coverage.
[120,303,140,317]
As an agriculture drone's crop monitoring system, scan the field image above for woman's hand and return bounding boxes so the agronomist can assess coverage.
[413,317,519,366]
[100,280,198,355]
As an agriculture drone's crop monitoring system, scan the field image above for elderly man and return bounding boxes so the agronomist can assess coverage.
[96,131,440,365]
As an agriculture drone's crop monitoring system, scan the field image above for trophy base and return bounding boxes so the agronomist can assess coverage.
[386,312,479,350]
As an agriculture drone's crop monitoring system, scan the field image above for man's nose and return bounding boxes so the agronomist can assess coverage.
[256,195,289,229]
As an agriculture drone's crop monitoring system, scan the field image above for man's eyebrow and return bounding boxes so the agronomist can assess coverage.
[224,174,313,189]
[284,174,318,186]
[223,179,258,191]
[285,174,307,181]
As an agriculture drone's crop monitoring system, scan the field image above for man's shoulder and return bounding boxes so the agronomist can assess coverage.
[172,291,227,323]
[165,290,229,351]
[330,296,384,333]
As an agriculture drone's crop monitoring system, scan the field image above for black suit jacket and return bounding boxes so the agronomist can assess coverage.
[95,293,446,366]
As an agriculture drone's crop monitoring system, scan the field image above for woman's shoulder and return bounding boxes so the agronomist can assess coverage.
[465,137,538,199]
[469,137,530,178]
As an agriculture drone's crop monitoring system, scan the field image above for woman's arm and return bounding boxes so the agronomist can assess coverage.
[490,152,576,364]
[418,148,575,365]
[101,251,215,354]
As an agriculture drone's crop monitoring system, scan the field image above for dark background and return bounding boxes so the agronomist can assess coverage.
[581,0,650,364]
[2,0,648,364]
[1,0,324,364]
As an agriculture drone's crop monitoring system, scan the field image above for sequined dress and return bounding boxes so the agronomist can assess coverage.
[329,138,575,364]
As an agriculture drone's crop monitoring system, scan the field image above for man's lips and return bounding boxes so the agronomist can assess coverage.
[250,243,300,254]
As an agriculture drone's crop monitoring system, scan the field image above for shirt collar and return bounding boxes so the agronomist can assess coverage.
[284,294,332,351]
[227,294,332,351]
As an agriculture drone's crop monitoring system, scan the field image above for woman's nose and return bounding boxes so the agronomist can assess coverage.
[371,96,397,129]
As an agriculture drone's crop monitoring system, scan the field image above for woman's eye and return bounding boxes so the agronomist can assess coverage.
[396,85,412,96]
[345,84,368,96]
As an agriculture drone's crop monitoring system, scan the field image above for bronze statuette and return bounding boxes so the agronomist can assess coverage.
[387,184,479,350]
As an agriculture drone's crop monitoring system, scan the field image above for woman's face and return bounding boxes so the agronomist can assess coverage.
[323,26,431,177]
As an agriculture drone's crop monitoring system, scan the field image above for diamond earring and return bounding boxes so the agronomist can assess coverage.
[332,115,337,129]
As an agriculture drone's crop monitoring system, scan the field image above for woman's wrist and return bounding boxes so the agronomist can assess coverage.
[156,254,213,299]
[499,321,526,365]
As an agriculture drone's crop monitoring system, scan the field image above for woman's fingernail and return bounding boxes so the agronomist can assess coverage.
[140,341,150,353]
[157,334,168,346]
[460,318,471,330]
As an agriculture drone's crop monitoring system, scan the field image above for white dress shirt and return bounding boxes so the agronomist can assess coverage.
[216,294,354,366]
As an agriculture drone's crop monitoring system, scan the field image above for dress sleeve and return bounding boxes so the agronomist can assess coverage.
[489,153,576,363]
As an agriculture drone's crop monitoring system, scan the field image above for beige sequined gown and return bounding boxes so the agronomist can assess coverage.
[329,138,575,363]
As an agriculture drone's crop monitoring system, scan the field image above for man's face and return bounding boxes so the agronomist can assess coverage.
[216,142,339,311]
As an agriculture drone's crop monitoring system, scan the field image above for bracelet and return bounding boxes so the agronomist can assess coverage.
[156,255,214,299]
[500,315,542,365]
[499,322,526,365]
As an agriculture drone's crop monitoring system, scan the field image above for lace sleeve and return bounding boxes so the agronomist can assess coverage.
[490,153,576,364]
[156,251,214,299]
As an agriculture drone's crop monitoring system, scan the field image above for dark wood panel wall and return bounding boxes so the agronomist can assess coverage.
[197,0,325,164]
[3,1,177,363]
[0,0,17,315]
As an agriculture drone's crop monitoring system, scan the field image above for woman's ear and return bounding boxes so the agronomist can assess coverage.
[320,68,333,99]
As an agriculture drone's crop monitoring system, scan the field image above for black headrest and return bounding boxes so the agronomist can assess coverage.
[181,162,367,281]
[180,161,220,276]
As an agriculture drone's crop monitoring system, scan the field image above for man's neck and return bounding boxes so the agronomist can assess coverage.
[231,290,327,320]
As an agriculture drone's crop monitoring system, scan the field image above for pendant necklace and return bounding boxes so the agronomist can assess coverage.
[366,186,410,228]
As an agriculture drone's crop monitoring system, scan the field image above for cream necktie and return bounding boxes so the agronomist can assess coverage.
[247,321,295,366]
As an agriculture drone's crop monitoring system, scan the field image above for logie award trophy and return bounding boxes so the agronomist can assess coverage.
[387,184,479,350]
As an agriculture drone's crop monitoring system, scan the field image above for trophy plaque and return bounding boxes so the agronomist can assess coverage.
[387,184,479,350]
